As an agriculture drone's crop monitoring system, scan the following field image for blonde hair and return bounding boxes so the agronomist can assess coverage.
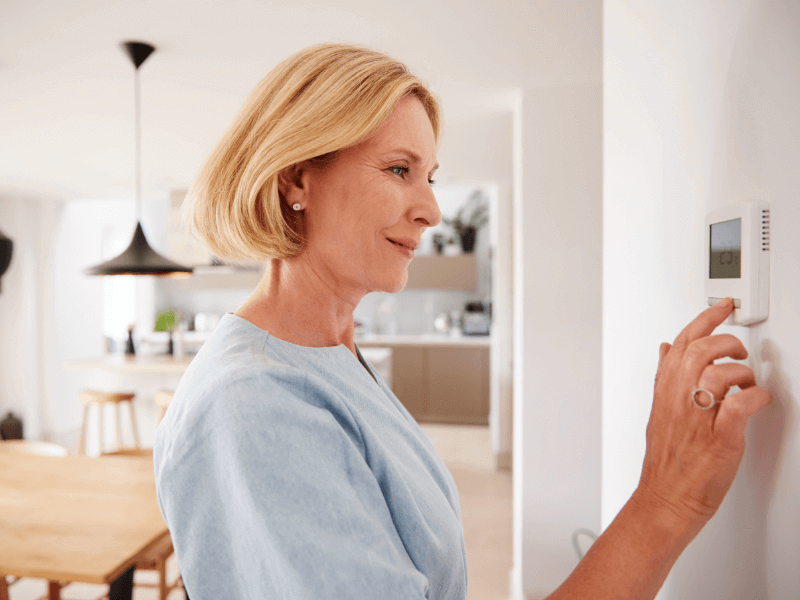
[183,43,442,261]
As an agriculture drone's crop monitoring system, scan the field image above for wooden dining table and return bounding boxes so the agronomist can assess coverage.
[0,451,169,600]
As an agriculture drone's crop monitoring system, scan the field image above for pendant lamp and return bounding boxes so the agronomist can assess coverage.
[85,41,192,278]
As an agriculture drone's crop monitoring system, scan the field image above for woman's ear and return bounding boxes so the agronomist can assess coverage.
[277,162,308,206]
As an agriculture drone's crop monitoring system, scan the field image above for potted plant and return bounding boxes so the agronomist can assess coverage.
[155,310,178,355]
[443,189,489,253]
[432,233,447,254]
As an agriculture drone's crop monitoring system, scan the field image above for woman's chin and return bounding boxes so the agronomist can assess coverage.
[372,271,408,294]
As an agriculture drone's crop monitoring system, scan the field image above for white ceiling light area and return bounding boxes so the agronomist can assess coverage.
[0,0,601,201]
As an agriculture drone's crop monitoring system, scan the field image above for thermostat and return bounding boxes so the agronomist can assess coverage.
[704,201,770,326]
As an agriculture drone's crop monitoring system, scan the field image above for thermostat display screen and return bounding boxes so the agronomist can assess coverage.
[710,218,741,279]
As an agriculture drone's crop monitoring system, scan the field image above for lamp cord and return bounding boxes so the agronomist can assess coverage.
[134,66,142,223]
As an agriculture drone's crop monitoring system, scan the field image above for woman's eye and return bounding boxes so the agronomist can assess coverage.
[390,166,408,178]
[389,166,434,186]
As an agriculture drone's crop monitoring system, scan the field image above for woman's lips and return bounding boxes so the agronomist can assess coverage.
[386,237,418,257]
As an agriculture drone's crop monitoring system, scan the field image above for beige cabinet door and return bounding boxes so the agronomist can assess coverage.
[427,346,489,424]
[390,347,428,417]
[387,345,490,425]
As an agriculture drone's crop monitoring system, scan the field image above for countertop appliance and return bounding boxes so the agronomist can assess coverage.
[461,301,490,336]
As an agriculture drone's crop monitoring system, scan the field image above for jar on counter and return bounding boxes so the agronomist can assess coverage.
[0,411,23,440]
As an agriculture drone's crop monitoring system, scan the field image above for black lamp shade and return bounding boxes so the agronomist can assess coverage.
[0,229,12,293]
[83,222,192,277]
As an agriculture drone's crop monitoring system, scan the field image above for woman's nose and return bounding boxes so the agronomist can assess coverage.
[411,183,442,228]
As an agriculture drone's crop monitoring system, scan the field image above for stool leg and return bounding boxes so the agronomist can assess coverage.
[115,402,123,451]
[127,400,141,449]
[78,404,89,456]
[47,580,62,600]
[158,556,168,600]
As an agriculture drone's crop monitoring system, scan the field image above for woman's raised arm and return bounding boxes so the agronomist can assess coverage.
[545,297,772,599]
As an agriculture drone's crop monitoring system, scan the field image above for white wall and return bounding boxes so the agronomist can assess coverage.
[0,196,60,441]
[514,80,603,598]
[604,1,800,598]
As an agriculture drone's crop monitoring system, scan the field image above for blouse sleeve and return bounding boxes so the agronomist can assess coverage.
[154,371,430,600]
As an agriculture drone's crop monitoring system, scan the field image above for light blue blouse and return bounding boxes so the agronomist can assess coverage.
[153,313,468,599]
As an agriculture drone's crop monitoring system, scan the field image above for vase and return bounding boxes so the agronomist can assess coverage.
[125,327,136,356]
[459,226,477,253]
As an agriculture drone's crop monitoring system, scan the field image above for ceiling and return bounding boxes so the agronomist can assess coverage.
[0,0,600,202]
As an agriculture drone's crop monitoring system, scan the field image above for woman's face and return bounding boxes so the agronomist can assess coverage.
[294,96,441,296]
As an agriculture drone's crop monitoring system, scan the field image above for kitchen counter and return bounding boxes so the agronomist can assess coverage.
[64,347,394,377]
[64,354,194,374]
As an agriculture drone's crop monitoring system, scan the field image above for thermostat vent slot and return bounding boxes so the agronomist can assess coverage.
[762,209,771,251]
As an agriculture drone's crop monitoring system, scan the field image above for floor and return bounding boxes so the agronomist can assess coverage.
[8,424,512,600]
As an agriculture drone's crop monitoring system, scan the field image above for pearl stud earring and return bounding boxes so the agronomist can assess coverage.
[292,203,302,211]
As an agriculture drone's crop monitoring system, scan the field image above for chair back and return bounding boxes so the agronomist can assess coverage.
[0,439,69,457]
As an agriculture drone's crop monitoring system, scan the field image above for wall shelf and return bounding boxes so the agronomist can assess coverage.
[156,254,475,292]
[158,265,265,292]
[405,254,476,291]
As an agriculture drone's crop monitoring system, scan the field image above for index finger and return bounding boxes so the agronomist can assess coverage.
[672,297,735,351]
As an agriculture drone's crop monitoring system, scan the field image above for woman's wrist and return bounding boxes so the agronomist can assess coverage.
[627,484,704,551]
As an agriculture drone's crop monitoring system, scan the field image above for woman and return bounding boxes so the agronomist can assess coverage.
[154,43,772,600]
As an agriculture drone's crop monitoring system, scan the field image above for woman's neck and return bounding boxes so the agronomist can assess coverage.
[234,258,363,356]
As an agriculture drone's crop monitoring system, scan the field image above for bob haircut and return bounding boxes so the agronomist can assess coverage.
[183,43,442,261]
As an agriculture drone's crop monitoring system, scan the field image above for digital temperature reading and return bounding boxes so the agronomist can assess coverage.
[704,201,770,326]
[709,218,741,279]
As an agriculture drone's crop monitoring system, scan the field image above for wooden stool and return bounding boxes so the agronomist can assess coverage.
[154,390,175,423]
[78,391,140,456]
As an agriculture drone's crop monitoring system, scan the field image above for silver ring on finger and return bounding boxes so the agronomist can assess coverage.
[692,387,716,410]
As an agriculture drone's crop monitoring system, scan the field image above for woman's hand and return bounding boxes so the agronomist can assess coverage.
[544,298,774,600]
[634,297,773,533]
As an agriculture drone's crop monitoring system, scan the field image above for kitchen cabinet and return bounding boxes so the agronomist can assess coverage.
[426,346,489,423]
[358,337,490,424]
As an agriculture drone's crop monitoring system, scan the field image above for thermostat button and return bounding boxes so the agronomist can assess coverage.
[708,297,742,308]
